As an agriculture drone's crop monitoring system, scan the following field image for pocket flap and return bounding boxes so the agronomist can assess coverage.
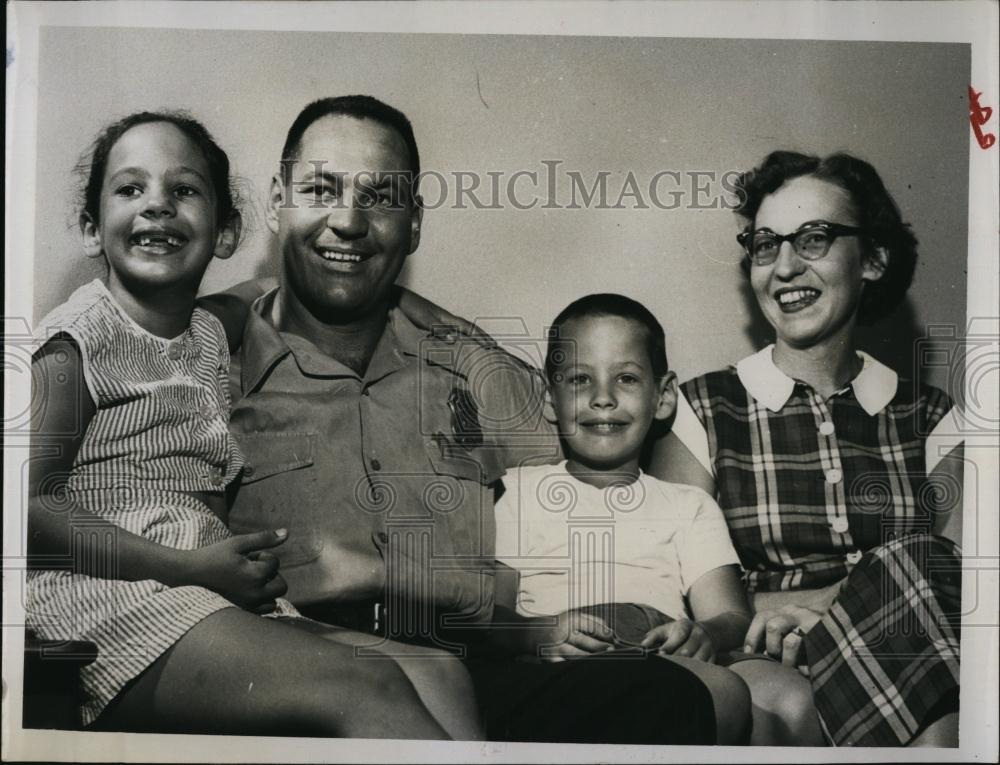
[235,432,316,483]
[424,434,506,486]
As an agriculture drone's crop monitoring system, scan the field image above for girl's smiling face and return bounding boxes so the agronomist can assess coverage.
[83,121,232,295]
[749,175,886,351]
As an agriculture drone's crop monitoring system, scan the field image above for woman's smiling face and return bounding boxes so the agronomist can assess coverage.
[749,175,885,350]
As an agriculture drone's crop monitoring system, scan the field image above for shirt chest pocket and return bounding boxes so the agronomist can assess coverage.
[230,431,323,566]
[421,434,506,552]
[424,435,506,487]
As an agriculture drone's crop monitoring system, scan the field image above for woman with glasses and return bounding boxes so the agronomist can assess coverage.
[650,151,963,747]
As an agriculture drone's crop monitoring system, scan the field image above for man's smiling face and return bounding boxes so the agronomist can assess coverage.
[268,114,422,322]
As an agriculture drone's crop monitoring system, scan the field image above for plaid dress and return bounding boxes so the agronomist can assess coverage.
[676,346,961,746]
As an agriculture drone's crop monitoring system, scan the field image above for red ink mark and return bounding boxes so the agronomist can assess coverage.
[969,86,995,150]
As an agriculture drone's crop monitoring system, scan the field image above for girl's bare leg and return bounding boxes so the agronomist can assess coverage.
[728,658,825,746]
[285,618,484,741]
[656,655,752,745]
[93,608,448,739]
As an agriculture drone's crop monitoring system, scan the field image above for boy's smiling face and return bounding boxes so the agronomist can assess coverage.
[548,314,676,486]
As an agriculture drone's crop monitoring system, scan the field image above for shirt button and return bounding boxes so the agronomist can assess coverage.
[370,458,382,471]
[846,550,863,565]
[166,344,182,361]
[199,403,215,420]
[243,463,255,477]
[211,473,225,487]
[831,517,850,534]
[362,387,371,397]
[819,421,835,436]
[825,468,843,484]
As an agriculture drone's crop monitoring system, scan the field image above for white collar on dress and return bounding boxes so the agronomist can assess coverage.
[735,344,898,416]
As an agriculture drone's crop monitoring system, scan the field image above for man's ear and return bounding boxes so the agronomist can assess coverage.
[408,196,424,255]
[80,213,103,258]
[214,212,242,260]
[862,245,889,282]
[654,371,678,421]
[265,173,285,236]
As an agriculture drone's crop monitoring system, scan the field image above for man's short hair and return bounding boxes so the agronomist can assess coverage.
[280,95,420,186]
[545,293,669,381]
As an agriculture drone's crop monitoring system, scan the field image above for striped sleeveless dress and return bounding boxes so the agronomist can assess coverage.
[28,279,250,726]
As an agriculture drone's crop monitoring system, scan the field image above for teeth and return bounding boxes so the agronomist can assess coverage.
[319,251,363,263]
[136,235,183,247]
[778,289,819,305]
[587,423,624,432]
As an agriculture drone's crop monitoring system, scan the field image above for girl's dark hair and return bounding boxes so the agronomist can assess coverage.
[79,110,240,230]
[733,150,918,325]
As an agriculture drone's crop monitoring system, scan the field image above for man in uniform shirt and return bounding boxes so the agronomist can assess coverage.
[222,95,720,743]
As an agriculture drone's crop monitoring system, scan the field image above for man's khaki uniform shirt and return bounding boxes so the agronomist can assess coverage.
[227,288,558,624]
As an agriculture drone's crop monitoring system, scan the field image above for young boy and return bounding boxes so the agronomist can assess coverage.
[493,293,753,743]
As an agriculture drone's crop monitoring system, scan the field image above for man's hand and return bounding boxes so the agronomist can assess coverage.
[743,605,823,667]
[640,618,716,663]
[537,610,616,661]
[181,529,290,614]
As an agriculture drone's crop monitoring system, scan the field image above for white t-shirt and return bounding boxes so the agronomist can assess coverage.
[494,462,741,619]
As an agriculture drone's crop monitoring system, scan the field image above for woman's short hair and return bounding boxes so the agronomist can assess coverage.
[733,150,918,325]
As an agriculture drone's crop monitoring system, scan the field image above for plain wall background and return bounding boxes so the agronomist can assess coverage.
[32,28,969,389]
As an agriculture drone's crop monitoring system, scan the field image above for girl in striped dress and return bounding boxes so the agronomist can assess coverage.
[651,151,962,747]
[26,111,472,738]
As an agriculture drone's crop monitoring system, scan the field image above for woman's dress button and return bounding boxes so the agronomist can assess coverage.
[830,517,850,534]
[846,550,863,564]
[825,468,843,484]
[819,421,835,436]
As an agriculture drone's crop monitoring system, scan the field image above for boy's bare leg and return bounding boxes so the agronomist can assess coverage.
[285,617,485,741]
[656,655,752,745]
[93,608,448,739]
[727,658,824,746]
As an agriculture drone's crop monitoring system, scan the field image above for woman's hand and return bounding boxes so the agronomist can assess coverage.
[743,605,824,666]
[537,610,617,661]
[395,287,496,349]
[180,529,289,614]
[641,618,716,663]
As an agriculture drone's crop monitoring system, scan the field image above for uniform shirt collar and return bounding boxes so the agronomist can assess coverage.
[239,287,463,392]
[240,287,289,393]
[736,344,898,415]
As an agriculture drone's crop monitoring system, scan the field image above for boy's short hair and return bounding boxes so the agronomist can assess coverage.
[545,293,669,381]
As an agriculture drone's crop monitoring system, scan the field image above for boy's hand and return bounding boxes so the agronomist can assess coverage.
[537,610,616,661]
[640,618,716,663]
[182,529,289,613]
